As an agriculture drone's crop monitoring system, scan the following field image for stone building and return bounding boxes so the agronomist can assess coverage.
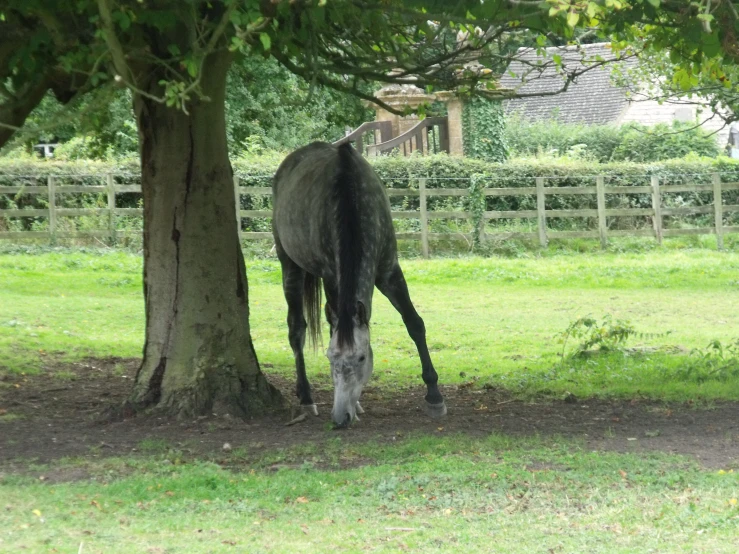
[500,43,730,145]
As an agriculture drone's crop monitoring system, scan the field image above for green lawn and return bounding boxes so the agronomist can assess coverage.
[2,435,738,553]
[1,247,739,400]
[2,247,739,552]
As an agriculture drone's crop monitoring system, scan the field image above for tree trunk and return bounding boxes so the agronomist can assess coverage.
[127,51,284,418]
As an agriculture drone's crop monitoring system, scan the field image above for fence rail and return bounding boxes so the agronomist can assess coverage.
[2,173,739,255]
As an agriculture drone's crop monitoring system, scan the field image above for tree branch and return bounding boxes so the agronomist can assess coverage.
[96,0,135,85]
[0,76,51,149]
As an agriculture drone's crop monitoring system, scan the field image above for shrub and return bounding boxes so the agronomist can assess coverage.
[505,116,720,163]
[611,122,720,162]
[504,115,623,162]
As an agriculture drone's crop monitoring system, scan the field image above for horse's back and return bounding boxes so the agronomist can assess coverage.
[272,142,395,278]
[273,142,337,197]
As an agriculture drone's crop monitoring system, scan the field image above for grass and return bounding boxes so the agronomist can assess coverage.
[1,246,739,400]
[2,245,739,551]
[1,434,738,553]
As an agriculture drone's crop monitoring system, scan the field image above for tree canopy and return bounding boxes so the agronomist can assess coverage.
[0,0,662,147]
[3,0,739,419]
[5,55,370,158]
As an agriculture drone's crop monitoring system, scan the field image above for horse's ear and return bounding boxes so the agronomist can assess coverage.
[356,301,368,325]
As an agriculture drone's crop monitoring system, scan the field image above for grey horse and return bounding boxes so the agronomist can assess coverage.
[272,141,447,427]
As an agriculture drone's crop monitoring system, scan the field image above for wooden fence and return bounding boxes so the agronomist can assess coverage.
[2,173,739,256]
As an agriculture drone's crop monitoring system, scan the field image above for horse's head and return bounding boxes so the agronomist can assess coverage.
[327,302,373,428]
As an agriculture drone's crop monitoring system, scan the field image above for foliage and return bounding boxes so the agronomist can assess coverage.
[225,57,371,153]
[6,155,739,240]
[0,0,605,151]
[461,97,508,162]
[610,44,739,133]
[559,315,636,359]
[1,87,139,160]
[611,122,721,162]
[555,1,739,128]
[505,115,624,162]
[505,116,720,162]
[1,55,370,159]
[677,339,739,383]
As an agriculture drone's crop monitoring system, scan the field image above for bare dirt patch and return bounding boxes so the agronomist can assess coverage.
[1,358,738,470]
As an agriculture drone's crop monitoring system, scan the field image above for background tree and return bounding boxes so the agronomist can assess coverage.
[225,56,371,153]
[3,55,371,158]
[1,0,723,419]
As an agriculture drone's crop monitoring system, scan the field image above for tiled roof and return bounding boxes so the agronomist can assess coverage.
[500,43,636,125]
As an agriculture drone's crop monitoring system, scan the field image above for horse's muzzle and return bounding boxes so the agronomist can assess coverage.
[333,412,352,429]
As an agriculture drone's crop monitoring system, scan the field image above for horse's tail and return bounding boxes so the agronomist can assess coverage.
[303,273,323,350]
[335,142,362,349]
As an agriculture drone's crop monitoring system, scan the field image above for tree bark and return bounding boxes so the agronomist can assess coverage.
[128,51,284,418]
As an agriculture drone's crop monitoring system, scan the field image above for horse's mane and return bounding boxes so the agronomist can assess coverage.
[334,142,362,349]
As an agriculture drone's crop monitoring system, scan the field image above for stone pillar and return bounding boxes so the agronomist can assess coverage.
[436,92,464,156]
[374,107,400,140]
[366,84,436,149]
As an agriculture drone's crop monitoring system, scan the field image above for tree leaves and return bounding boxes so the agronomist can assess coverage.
[259,33,271,51]
[2,0,739,149]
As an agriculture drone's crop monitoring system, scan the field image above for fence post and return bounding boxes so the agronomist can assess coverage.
[233,175,242,243]
[713,173,724,251]
[651,175,663,245]
[419,178,429,258]
[107,174,116,245]
[536,177,547,248]
[477,187,486,247]
[47,175,57,245]
[596,175,607,249]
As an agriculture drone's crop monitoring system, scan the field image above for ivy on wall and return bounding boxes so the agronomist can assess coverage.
[461,96,508,162]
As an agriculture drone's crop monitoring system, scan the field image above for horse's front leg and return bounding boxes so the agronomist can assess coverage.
[278,251,318,416]
[377,264,447,418]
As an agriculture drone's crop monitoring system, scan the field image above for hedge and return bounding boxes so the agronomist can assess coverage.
[4,153,738,187]
[3,154,739,234]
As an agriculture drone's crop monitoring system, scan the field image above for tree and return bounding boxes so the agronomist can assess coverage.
[3,55,370,158]
[2,0,721,418]
[225,56,371,152]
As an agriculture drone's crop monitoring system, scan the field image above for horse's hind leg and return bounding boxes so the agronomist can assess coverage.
[377,263,447,418]
[277,246,318,416]
[323,281,337,339]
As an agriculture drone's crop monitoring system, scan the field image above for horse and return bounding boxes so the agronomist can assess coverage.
[271,141,447,428]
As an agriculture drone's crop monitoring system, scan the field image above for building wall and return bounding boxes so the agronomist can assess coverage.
[617,99,730,147]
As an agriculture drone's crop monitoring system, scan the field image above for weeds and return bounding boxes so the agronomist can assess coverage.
[558,314,677,363]
[559,315,637,359]
[676,339,739,383]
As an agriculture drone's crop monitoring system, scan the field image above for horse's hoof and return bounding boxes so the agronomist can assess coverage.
[302,404,319,416]
[356,401,365,414]
[425,401,447,419]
